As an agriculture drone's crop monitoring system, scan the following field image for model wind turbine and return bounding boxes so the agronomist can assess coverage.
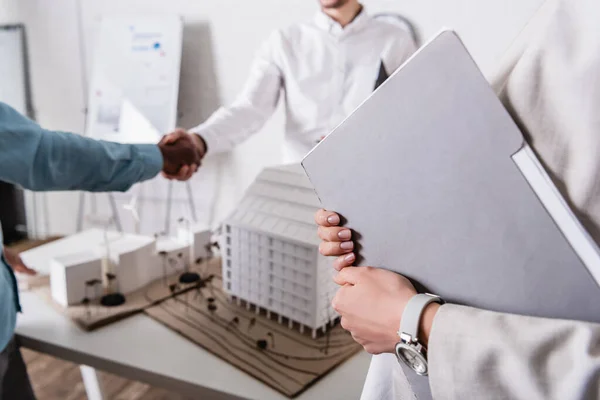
[123,194,140,234]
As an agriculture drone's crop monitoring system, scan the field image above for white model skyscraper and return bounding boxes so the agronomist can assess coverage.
[221,164,337,338]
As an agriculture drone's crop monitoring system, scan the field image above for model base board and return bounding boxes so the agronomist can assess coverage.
[33,263,207,331]
[30,252,361,397]
[144,258,362,398]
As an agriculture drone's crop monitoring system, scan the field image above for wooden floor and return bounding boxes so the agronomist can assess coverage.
[21,348,193,400]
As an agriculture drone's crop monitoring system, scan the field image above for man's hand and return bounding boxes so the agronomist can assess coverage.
[159,128,207,181]
[315,209,355,270]
[3,248,36,276]
[333,267,428,354]
[158,128,204,181]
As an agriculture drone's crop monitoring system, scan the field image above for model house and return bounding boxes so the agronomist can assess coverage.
[47,227,211,307]
[221,164,337,337]
[103,235,161,294]
[177,222,212,261]
[50,250,103,307]
[156,236,192,265]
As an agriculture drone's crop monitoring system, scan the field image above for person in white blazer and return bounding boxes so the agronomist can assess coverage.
[315,0,600,398]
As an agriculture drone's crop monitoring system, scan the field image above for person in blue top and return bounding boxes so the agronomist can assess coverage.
[0,101,204,399]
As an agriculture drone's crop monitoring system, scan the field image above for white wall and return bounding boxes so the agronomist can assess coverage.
[3,0,544,237]
[0,0,18,23]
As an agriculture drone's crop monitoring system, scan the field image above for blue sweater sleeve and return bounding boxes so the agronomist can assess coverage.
[0,102,163,192]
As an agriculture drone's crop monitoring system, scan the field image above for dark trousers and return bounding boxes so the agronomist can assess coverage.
[0,337,36,400]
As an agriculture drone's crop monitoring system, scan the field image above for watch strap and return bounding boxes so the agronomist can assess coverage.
[399,293,444,343]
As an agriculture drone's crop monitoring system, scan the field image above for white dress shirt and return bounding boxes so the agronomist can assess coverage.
[191,8,417,162]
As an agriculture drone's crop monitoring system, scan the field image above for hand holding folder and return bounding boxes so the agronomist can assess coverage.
[302,30,600,399]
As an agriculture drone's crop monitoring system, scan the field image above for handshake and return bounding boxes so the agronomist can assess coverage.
[157,128,208,181]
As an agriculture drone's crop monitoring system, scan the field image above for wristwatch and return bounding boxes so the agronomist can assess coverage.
[394,293,444,376]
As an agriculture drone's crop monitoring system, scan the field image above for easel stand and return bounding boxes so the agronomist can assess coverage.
[76,192,123,233]
[76,180,197,235]
[165,180,198,234]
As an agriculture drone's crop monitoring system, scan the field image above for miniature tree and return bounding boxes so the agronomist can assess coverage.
[227,316,239,331]
[98,218,126,307]
[178,253,200,284]
[177,218,201,284]
[81,297,91,319]
[158,250,168,286]
[193,280,206,301]
[267,332,275,349]
[168,283,179,294]
[248,317,256,332]
[83,279,102,317]
[207,302,217,314]
[202,243,214,276]
[100,272,126,307]
[85,278,102,300]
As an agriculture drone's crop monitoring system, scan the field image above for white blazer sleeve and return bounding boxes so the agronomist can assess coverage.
[429,304,600,400]
[428,1,600,398]
[190,32,283,154]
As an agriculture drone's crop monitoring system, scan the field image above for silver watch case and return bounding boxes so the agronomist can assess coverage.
[395,333,429,376]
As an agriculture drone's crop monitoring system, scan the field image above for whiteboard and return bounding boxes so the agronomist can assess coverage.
[86,16,183,143]
[0,25,28,115]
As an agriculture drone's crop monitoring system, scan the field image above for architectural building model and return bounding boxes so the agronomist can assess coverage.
[106,235,158,294]
[49,226,211,307]
[177,221,212,261]
[221,164,337,338]
[22,168,359,397]
[50,250,103,307]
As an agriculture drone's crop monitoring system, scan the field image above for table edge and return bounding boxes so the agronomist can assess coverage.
[16,333,249,400]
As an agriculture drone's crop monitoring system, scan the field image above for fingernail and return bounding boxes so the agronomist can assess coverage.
[344,253,355,262]
[338,229,351,240]
[327,214,340,225]
[340,241,354,250]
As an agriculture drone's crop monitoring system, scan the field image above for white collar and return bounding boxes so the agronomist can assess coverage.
[313,6,370,37]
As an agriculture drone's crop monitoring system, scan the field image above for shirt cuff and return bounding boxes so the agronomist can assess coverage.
[133,144,163,181]
[190,124,231,155]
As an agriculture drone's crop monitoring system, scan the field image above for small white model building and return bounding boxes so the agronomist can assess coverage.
[47,226,212,307]
[156,237,192,265]
[177,222,212,262]
[50,250,103,307]
[102,236,160,294]
[221,164,337,338]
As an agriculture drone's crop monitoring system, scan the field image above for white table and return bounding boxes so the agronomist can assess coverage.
[16,292,371,400]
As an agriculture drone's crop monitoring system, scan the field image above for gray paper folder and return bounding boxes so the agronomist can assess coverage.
[302,31,600,398]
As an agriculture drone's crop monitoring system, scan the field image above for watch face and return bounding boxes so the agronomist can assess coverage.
[395,342,428,376]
